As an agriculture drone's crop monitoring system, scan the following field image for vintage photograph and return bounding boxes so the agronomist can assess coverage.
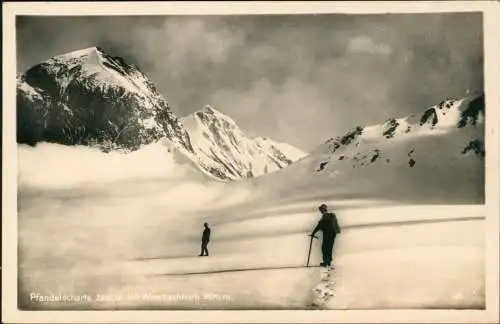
[5,2,497,321]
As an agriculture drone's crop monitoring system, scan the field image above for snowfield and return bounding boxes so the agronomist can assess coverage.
[17,143,485,310]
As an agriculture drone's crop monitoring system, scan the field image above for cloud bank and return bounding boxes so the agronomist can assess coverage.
[17,143,189,189]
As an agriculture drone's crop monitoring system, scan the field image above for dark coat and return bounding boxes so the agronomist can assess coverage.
[202,227,211,242]
[312,212,341,238]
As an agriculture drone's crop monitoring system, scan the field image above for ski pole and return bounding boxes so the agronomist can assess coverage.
[306,234,318,267]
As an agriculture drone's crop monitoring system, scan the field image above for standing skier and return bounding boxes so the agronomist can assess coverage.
[310,204,341,267]
[199,222,211,257]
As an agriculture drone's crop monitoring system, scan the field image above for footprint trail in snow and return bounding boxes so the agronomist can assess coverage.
[310,266,337,309]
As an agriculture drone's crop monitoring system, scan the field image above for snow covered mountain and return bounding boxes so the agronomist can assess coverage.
[316,94,484,166]
[16,47,305,181]
[248,93,485,204]
[181,106,306,180]
[17,46,193,153]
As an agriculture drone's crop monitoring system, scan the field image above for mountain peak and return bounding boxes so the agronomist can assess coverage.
[194,105,237,124]
[52,46,104,61]
[23,45,159,102]
[182,107,305,180]
[46,46,141,76]
[200,105,225,116]
[17,47,194,153]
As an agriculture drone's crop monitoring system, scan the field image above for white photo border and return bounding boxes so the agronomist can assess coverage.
[3,1,499,323]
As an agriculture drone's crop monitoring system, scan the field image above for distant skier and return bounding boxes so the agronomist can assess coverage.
[199,222,211,257]
[310,204,341,267]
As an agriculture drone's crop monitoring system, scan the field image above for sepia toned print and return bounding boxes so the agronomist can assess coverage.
[15,12,486,311]
[3,2,499,324]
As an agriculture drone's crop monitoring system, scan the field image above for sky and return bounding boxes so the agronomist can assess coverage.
[16,13,483,151]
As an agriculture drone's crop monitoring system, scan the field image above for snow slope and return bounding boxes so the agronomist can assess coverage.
[18,178,484,310]
[181,106,306,180]
[244,94,485,205]
[17,132,485,310]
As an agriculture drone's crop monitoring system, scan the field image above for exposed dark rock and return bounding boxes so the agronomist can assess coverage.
[462,139,485,159]
[420,108,438,126]
[383,119,399,139]
[458,93,485,128]
[317,161,329,171]
[17,47,193,153]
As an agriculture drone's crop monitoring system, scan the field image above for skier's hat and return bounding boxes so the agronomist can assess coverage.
[318,204,328,211]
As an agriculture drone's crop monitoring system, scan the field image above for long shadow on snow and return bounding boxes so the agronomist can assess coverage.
[137,216,484,261]
[193,182,482,222]
[190,191,374,219]
[209,215,484,241]
[157,265,322,276]
[203,200,392,226]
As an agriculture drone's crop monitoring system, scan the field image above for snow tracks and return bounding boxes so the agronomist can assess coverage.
[309,266,337,309]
